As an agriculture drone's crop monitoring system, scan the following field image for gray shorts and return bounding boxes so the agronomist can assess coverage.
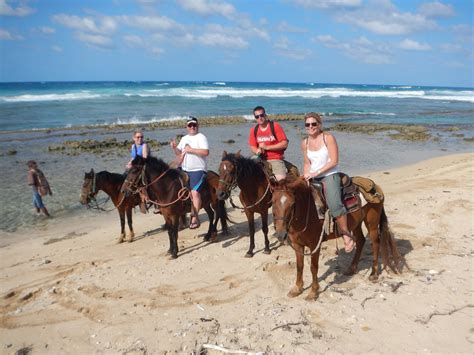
[267,159,287,177]
[318,173,346,217]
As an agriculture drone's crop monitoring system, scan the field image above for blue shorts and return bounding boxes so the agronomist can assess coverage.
[33,191,45,209]
[186,171,207,192]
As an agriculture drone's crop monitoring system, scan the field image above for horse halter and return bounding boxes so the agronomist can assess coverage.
[123,164,147,194]
[83,172,98,203]
[218,160,238,197]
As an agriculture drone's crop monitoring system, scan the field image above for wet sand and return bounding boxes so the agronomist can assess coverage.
[0,152,473,353]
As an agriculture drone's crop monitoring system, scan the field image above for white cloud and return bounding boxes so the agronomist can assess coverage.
[399,38,431,51]
[150,47,165,56]
[52,45,62,52]
[336,0,437,35]
[276,21,308,33]
[177,0,235,18]
[75,32,113,48]
[53,14,118,35]
[38,26,55,34]
[419,1,454,18]
[119,15,184,32]
[274,36,312,60]
[0,28,23,40]
[315,34,392,64]
[293,0,361,9]
[197,32,248,49]
[234,18,270,41]
[123,34,146,48]
[0,0,34,16]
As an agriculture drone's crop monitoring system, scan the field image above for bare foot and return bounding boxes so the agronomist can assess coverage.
[343,234,355,253]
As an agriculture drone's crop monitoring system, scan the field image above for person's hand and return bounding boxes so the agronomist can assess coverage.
[169,139,177,149]
[258,143,267,150]
[183,144,193,154]
[126,161,132,169]
[303,172,313,180]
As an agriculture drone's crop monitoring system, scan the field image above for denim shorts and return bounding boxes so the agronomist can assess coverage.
[187,170,207,192]
[33,191,45,209]
[317,173,346,217]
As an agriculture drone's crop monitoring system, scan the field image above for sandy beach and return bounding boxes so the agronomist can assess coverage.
[1,152,472,354]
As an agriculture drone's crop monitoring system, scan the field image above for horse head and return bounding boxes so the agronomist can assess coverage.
[80,169,96,205]
[217,150,240,200]
[122,156,146,194]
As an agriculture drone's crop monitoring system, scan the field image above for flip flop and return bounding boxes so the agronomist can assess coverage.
[342,233,356,253]
[189,218,200,230]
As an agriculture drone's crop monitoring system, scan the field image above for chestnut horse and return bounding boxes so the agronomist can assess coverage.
[216,151,272,257]
[80,169,140,243]
[123,156,229,258]
[272,176,403,300]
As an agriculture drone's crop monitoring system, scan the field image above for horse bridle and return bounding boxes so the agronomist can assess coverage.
[218,161,238,197]
[123,164,147,194]
[84,172,110,211]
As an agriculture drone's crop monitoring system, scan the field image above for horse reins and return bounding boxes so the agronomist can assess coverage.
[85,172,112,211]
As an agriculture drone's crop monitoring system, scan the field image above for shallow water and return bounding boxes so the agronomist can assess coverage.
[0,121,471,235]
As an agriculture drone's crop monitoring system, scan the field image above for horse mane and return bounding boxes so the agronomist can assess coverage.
[97,171,124,185]
[223,153,266,180]
[138,156,181,179]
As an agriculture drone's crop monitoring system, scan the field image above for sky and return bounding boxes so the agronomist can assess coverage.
[0,0,472,87]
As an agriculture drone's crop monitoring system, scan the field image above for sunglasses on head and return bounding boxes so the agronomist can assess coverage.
[254,113,265,119]
[305,122,319,128]
[187,123,197,128]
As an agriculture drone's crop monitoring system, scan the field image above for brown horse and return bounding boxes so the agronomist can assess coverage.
[123,156,229,258]
[80,169,140,243]
[216,151,272,257]
[271,176,403,300]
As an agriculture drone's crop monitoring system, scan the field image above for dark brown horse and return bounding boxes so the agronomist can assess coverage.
[80,169,140,243]
[271,176,403,300]
[123,156,229,258]
[216,151,272,257]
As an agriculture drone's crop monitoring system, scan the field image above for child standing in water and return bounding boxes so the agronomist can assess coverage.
[27,160,52,217]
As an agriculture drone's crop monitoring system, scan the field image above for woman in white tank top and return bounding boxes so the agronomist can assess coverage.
[301,112,355,253]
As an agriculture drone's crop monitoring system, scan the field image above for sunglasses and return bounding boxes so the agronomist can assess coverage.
[305,122,319,128]
[254,114,266,119]
[135,135,144,138]
[187,123,197,128]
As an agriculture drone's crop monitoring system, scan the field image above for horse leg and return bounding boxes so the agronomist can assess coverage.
[118,208,126,243]
[203,205,216,242]
[168,216,179,259]
[245,211,255,257]
[306,249,321,301]
[288,243,305,297]
[261,209,271,254]
[345,224,365,276]
[218,200,229,236]
[125,207,135,243]
[364,207,382,281]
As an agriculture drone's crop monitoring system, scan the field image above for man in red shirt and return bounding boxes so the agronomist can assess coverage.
[248,106,288,181]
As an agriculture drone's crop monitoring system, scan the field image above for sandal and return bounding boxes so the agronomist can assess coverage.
[342,233,356,253]
[189,217,200,230]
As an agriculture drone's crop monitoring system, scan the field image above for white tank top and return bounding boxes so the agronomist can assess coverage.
[306,135,338,177]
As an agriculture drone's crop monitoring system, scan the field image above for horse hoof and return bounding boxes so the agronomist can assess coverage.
[244,252,254,258]
[344,268,356,276]
[368,273,379,282]
[305,291,319,301]
[287,287,303,298]
[203,235,211,242]
[169,254,178,260]
[263,249,271,255]
[117,239,124,244]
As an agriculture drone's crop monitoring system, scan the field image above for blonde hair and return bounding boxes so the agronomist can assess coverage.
[133,130,143,138]
[304,112,322,124]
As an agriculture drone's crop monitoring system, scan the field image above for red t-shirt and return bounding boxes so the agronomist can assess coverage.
[248,121,287,160]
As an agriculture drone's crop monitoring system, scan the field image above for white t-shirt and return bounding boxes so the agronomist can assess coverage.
[177,133,209,172]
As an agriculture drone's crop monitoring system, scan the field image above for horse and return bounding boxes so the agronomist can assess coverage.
[122,156,229,259]
[80,169,140,243]
[216,151,273,257]
[271,176,403,301]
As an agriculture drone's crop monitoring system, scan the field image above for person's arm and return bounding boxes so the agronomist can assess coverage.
[301,139,312,179]
[182,134,209,157]
[142,143,150,158]
[260,139,288,151]
[28,170,39,192]
[169,138,182,156]
[248,128,260,155]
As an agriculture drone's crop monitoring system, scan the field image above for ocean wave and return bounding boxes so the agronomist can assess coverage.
[390,86,412,89]
[213,82,226,86]
[2,87,473,103]
[0,92,103,103]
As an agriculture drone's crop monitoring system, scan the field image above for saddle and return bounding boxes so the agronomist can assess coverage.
[309,173,363,220]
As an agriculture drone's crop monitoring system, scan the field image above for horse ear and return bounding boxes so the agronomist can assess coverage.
[236,150,241,157]
[222,150,227,158]
[90,168,94,174]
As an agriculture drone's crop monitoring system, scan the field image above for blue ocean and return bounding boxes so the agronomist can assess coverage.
[0,81,473,131]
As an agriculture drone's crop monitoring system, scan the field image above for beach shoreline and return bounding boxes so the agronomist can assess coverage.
[1,152,473,353]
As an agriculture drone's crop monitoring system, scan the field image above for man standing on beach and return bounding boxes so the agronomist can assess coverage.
[27,160,52,217]
[170,116,209,229]
[248,106,289,181]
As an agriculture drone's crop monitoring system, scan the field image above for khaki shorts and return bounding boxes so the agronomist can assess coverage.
[267,159,287,177]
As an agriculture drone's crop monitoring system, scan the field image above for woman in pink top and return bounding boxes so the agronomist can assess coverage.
[301,112,355,253]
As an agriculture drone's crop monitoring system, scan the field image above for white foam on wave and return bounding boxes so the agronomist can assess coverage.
[390,86,412,89]
[213,82,226,86]
[0,92,103,103]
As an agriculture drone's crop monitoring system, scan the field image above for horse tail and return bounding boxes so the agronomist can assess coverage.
[379,206,406,273]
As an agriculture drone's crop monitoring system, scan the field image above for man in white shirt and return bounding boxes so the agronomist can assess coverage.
[170,116,209,229]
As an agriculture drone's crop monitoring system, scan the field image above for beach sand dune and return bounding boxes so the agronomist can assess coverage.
[1,153,473,353]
